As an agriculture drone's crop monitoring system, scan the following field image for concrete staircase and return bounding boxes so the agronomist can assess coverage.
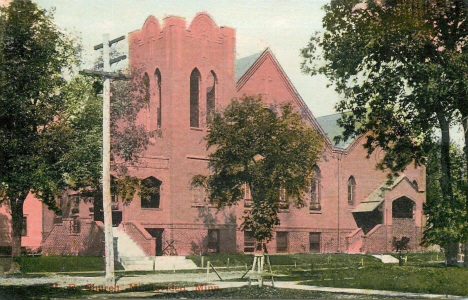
[112,227,198,271]
[113,227,154,270]
[153,256,198,270]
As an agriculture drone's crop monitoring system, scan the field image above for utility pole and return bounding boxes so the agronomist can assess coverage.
[82,34,129,286]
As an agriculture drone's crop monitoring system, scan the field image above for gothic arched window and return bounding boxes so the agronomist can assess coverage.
[310,166,321,211]
[190,68,201,128]
[206,71,217,122]
[348,176,356,205]
[141,176,162,209]
[143,72,150,103]
[155,69,162,128]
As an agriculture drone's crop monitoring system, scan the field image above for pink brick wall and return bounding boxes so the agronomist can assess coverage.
[42,220,104,256]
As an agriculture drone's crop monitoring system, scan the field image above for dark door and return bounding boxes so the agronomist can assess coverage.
[309,232,321,253]
[208,229,220,253]
[146,228,164,256]
[112,211,122,227]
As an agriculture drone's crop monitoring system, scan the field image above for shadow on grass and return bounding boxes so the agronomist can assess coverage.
[0,284,87,300]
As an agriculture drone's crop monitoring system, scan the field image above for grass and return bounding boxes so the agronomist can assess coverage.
[14,255,124,273]
[0,285,418,299]
[9,252,467,297]
[291,264,468,296]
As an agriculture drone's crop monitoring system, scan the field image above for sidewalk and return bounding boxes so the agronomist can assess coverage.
[270,281,462,299]
[0,272,462,299]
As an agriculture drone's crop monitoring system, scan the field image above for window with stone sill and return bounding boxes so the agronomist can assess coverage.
[206,71,217,123]
[348,176,356,206]
[243,183,253,208]
[192,186,206,206]
[21,216,27,236]
[71,216,81,234]
[141,176,162,209]
[276,231,288,253]
[279,188,290,210]
[190,68,201,128]
[310,166,322,211]
[155,68,162,128]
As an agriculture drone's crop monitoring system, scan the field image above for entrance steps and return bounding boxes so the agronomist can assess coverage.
[112,227,147,257]
[112,227,197,271]
[372,254,399,263]
[153,256,198,270]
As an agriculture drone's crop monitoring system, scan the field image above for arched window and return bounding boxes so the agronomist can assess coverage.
[190,68,201,128]
[143,72,150,103]
[392,197,415,219]
[310,166,321,211]
[155,69,162,128]
[206,71,217,122]
[412,180,418,191]
[348,176,356,205]
[141,177,162,209]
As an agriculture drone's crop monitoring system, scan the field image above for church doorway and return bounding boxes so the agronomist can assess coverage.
[146,228,164,256]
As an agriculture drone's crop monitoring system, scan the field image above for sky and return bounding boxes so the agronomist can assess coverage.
[33,0,341,117]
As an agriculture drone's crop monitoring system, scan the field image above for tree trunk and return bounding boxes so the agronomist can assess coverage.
[10,192,28,258]
[462,115,468,267]
[438,115,459,266]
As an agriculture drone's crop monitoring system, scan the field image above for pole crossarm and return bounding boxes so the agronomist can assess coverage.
[94,35,125,50]
[96,55,128,69]
[80,69,132,80]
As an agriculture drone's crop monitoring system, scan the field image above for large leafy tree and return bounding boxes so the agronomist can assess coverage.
[0,0,78,256]
[193,96,323,243]
[302,0,468,265]
[62,69,156,223]
[423,143,467,261]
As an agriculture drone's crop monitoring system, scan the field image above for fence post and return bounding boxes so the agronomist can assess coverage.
[207,261,210,275]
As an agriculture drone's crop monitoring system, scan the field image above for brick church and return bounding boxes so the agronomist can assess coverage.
[0,13,426,258]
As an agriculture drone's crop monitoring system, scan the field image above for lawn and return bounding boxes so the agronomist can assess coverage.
[0,285,418,300]
[14,256,118,273]
[10,252,468,297]
[288,263,468,296]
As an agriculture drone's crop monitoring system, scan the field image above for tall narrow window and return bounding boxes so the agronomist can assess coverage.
[243,183,253,208]
[309,232,321,253]
[348,176,356,205]
[276,232,288,253]
[155,69,162,127]
[207,229,220,253]
[279,188,289,210]
[206,71,217,122]
[143,72,150,103]
[141,177,162,209]
[310,166,321,211]
[21,216,27,236]
[190,68,201,128]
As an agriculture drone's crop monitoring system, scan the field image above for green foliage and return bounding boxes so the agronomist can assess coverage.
[196,96,323,242]
[392,236,411,253]
[301,0,468,261]
[0,0,78,250]
[423,144,468,247]
[301,0,468,173]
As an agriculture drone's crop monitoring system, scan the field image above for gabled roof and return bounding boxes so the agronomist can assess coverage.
[235,49,356,152]
[235,52,262,81]
[316,113,356,150]
[352,175,418,213]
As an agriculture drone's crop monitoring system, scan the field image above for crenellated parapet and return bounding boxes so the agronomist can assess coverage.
[129,13,235,79]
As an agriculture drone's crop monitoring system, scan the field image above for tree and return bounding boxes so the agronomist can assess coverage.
[192,96,323,243]
[0,0,78,257]
[392,236,411,266]
[423,143,467,262]
[61,70,156,223]
[301,0,468,265]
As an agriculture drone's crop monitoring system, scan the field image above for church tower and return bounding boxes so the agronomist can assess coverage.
[125,13,237,254]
